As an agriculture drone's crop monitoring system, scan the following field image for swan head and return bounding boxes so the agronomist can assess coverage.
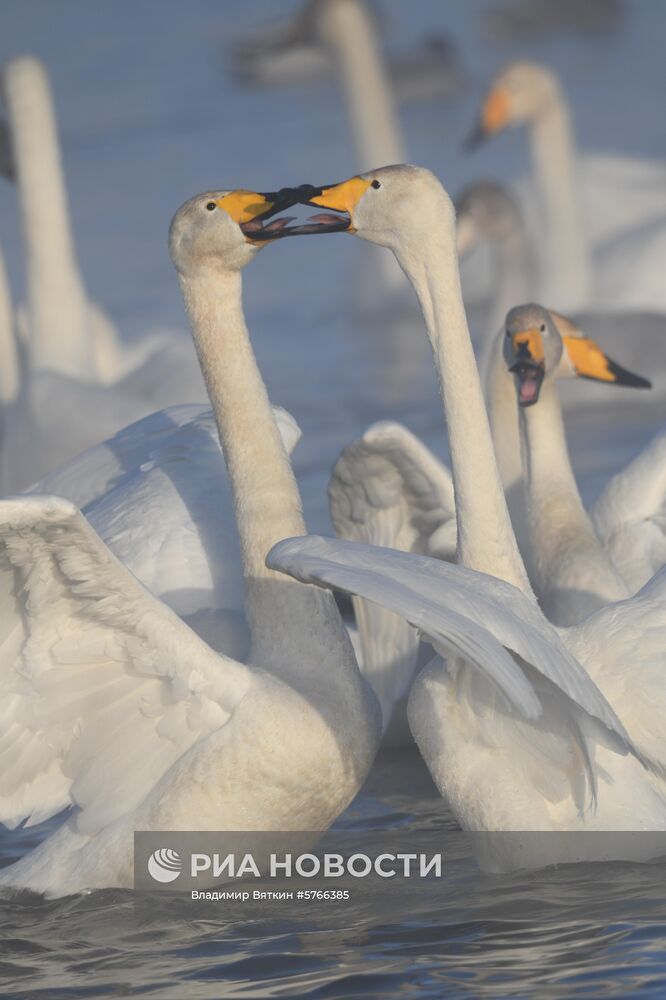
[455,180,524,257]
[505,303,651,407]
[269,165,455,258]
[168,187,314,276]
[466,61,561,147]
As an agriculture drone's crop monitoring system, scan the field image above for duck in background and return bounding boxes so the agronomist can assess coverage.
[0,56,206,489]
[231,0,465,105]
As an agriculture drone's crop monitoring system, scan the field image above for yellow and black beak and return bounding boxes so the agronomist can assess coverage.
[223,176,371,241]
[562,336,652,390]
[466,86,511,151]
[508,328,546,407]
[216,185,326,243]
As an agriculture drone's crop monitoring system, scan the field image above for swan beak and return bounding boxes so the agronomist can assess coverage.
[562,336,652,389]
[217,188,313,244]
[283,175,373,235]
[240,176,369,238]
[466,87,510,150]
[508,328,545,407]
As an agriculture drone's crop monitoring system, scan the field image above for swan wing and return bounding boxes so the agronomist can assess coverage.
[35,403,301,511]
[328,422,455,729]
[592,429,666,591]
[0,495,252,835]
[267,535,634,748]
[567,565,666,772]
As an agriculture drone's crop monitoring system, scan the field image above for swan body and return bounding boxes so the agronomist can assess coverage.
[268,165,666,868]
[0,187,379,896]
[0,55,206,488]
[470,61,666,313]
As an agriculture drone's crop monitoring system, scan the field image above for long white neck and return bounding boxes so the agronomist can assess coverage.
[483,334,531,564]
[0,241,19,405]
[3,57,94,377]
[529,88,591,310]
[520,379,629,618]
[178,265,358,688]
[479,226,532,560]
[322,0,406,295]
[395,216,532,594]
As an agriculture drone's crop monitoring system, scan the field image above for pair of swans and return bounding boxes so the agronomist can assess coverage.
[469,60,666,313]
[0,55,205,489]
[0,185,381,897]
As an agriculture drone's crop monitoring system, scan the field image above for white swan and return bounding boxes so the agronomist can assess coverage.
[0,186,379,896]
[469,61,666,312]
[267,166,666,868]
[0,55,206,488]
[504,303,665,619]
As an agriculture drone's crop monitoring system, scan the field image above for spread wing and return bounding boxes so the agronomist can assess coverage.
[328,422,455,732]
[267,536,638,752]
[0,496,252,836]
[592,430,666,592]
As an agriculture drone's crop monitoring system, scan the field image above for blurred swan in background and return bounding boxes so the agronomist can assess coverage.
[455,180,533,346]
[0,187,379,897]
[269,166,666,866]
[232,0,465,104]
[469,60,666,313]
[0,55,205,489]
[0,240,19,411]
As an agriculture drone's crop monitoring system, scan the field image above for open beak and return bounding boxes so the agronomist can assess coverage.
[217,186,339,244]
[562,335,652,389]
[508,328,546,407]
[465,86,510,151]
[234,175,370,240]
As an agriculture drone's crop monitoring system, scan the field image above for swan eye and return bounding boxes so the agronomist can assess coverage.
[540,323,546,332]
[371,180,381,189]
[206,202,216,211]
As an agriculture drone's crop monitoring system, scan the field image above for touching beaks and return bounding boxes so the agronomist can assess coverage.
[215,186,325,244]
[562,336,652,389]
[227,179,367,242]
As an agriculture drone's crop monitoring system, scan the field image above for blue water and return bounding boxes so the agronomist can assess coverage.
[1,1,666,996]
